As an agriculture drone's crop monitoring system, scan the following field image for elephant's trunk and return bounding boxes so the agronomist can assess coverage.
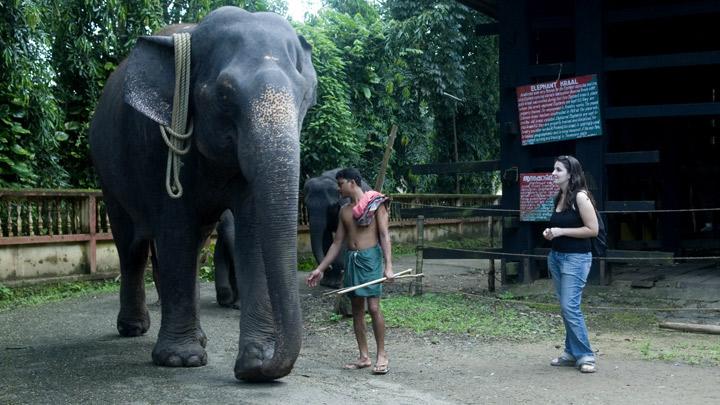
[236,82,302,381]
[256,180,302,380]
[306,202,329,265]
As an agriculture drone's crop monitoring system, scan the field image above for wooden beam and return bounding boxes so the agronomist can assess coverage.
[530,16,573,30]
[606,103,720,119]
[605,51,720,71]
[530,156,555,170]
[528,63,576,78]
[607,1,720,23]
[423,247,506,260]
[410,160,500,175]
[532,248,674,263]
[659,322,720,335]
[456,0,497,19]
[605,151,660,165]
[398,206,512,219]
[604,201,656,212]
[0,233,114,246]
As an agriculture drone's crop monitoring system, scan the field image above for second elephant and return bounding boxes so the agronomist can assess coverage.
[302,169,370,288]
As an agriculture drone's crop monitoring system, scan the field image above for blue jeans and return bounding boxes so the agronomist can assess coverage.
[548,250,595,364]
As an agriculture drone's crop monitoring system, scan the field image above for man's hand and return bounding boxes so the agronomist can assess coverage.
[384,264,395,283]
[306,268,324,287]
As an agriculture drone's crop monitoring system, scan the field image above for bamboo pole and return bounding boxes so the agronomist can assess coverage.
[322,268,412,296]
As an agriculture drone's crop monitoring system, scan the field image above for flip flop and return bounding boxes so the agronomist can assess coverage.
[343,362,371,370]
[372,363,389,375]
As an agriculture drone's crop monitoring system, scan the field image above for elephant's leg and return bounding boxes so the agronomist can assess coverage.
[151,231,207,367]
[233,201,276,377]
[214,234,236,307]
[106,202,151,337]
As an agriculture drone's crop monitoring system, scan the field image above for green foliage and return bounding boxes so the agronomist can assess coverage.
[0,280,120,312]
[0,0,69,188]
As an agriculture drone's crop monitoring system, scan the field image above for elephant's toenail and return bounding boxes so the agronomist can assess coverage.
[167,355,182,367]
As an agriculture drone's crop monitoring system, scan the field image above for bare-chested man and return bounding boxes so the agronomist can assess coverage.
[306,168,394,374]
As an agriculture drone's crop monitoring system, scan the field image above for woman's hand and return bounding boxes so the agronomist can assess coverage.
[543,227,563,240]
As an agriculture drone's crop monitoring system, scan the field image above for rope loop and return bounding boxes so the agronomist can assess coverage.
[162,32,192,199]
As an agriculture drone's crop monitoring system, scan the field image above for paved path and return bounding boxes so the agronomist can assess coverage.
[2,257,720,404]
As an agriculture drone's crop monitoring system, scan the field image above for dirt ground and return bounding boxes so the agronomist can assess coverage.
[1,256,720,404]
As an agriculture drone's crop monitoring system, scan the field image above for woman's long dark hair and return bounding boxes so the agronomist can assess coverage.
[554,155,596,211]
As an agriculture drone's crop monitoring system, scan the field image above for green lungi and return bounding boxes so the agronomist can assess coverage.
[343,245,384,297]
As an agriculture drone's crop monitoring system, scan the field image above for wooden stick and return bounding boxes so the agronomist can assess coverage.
[323,268,412,296]
[659,322,720,335]
[321,274,422,296]
[392,274,424,280]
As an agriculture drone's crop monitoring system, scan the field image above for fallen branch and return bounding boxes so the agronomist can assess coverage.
[659,322,720,335]
[322,268,412,296]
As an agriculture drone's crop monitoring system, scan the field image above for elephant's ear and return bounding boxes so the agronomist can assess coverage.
[123,35,176,126]
[297,35,318,108]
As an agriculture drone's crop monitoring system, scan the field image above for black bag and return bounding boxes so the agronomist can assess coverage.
[592,211,608,258]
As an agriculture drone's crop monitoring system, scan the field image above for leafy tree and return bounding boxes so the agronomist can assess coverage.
[383,0,499,193]
[295,22,360,179]
[0,0,68,188]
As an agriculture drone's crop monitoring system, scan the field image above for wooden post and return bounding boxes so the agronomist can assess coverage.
[411,215,424,296]
[488,256,496,292]
[488,216,494,247]
[599,259,610,285]
[88,195,97,274]
[374,124,398,192]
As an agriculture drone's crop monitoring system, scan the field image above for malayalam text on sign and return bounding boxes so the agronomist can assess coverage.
[520,173,557,222]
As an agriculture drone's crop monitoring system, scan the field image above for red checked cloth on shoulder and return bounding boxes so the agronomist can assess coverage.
[352,191,390,226]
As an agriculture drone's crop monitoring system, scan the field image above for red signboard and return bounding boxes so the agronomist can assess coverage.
[517,74,602,145]
[520,173,557,222]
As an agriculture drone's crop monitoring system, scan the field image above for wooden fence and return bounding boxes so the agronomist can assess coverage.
[0,189,112,274]
[1,189,499,284]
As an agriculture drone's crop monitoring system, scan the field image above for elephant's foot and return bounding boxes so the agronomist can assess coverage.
[234,340,277,381]
[216,286,236,307]
[152,331,207,367]
[117,308,150,337]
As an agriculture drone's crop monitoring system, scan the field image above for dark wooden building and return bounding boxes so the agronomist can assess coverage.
[459,0,719,282]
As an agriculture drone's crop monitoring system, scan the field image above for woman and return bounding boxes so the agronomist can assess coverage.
[542,155,598,373]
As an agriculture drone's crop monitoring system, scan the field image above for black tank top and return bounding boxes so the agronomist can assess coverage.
[549,208,591,253]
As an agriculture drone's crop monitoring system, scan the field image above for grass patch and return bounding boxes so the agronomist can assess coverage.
[0,279,121,312]
[588,310,657,331]
[297,255,317,272]
[636,339,720,366]
[381,292,561,340]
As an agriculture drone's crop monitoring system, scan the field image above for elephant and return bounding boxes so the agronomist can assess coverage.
[89,7,317,381]
[213,210,239,309]
[302,169,370,288]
